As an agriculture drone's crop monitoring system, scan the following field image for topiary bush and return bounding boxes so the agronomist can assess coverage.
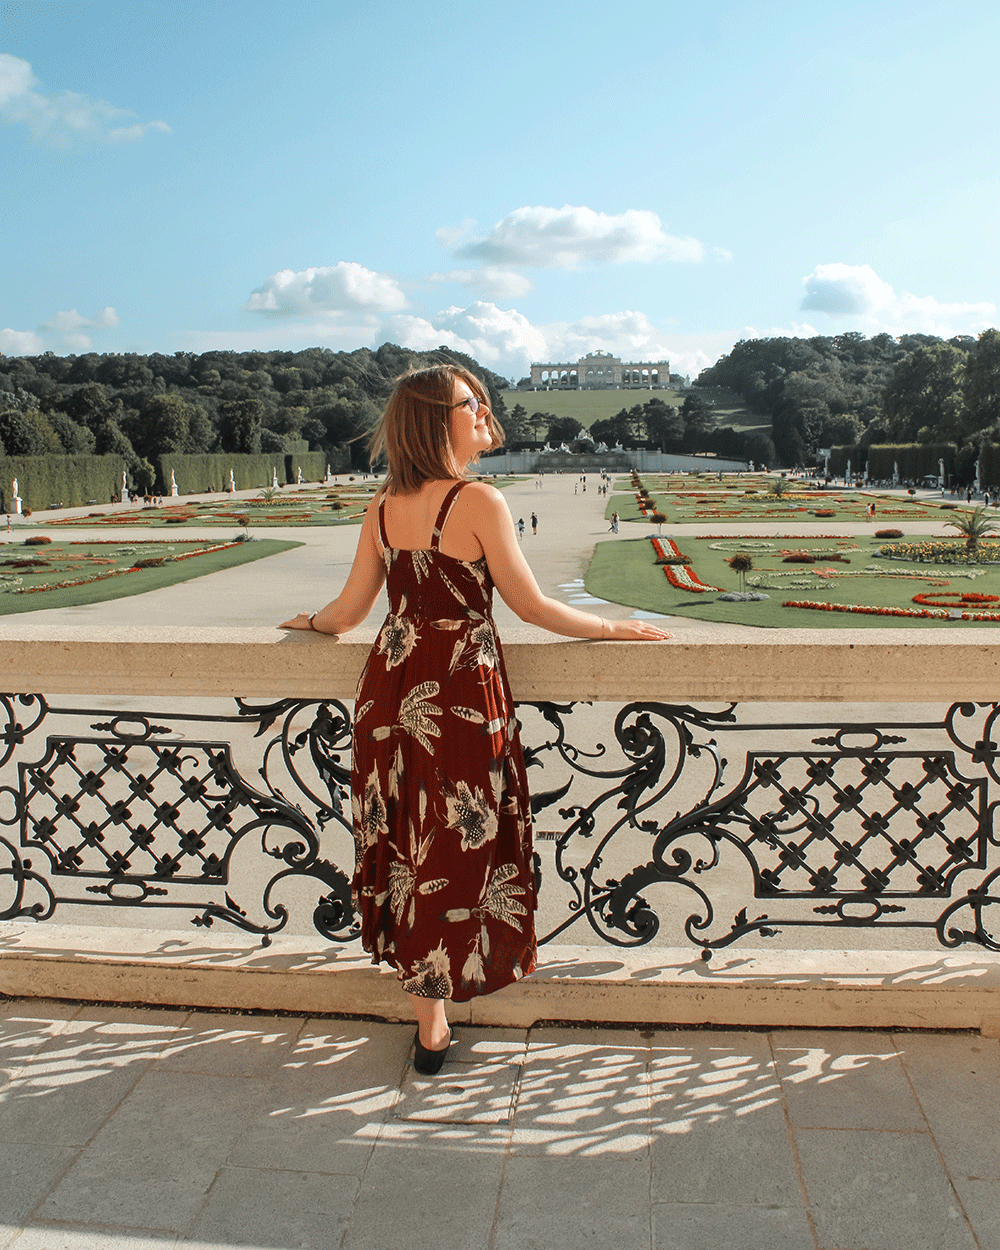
[24,535,52,545]
[874,529,903,538]
[783,553,815,563]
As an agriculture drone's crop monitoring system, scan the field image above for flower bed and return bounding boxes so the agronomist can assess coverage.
[784,597,1000,621]
[2,541,241,597]
[652,536,721,593]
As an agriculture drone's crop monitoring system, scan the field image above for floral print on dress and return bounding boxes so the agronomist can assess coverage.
[351,482,537,1003]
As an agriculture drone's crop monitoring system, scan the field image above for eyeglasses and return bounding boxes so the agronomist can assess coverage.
[450,395,488,414]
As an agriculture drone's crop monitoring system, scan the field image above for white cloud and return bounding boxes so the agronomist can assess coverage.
[802,263,894,315]
[430,267,535,300]
[0,328,45,355]
[37,307,120,334]
[801,262,994,336]
[0,54,170,147]
[31,306,121,350]
[448,206,704,270]
[245,263,409,316]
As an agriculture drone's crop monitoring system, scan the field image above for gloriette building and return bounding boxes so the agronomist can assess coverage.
[529,350,669,390]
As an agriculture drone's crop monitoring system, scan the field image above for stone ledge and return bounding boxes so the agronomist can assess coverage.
[2,922,998,1034]
[3,623,1000,701]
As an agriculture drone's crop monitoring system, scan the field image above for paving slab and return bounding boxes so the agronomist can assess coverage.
[181,1166,359,1249]
[772,1028,927,1131]
[894,1030,1000,1181]
[38,1069,268,1231]
[795,1127,977,1250]
[495,1153,651,1250]
[651,1202,815,1250]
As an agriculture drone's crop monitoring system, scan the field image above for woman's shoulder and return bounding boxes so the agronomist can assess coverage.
[458,479,504,504]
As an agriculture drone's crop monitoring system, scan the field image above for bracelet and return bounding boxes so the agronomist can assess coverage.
[307,611,318,631]
[599,618,608,640]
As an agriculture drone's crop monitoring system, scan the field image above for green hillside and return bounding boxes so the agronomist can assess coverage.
[508,386,768,433]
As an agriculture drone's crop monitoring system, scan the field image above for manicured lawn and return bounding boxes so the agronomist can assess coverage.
[586,534,1000,629]
[0,538,302,614]
[506,385,767,433]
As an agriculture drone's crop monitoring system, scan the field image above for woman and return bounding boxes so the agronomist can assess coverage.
[282,365,670,1073]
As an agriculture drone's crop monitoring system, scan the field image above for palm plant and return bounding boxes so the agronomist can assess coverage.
[944,505,999,553]
[258,486,280,503]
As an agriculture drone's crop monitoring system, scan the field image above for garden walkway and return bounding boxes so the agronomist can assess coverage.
[0,997,995,1250]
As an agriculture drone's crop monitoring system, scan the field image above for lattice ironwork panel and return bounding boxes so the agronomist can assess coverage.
[2,692,1000,954]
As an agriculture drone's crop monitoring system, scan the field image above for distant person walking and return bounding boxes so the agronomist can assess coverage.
[530,512,537,536]
[609,511,619,534]
[517,517,525,541]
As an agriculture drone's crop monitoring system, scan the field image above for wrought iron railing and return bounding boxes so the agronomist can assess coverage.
[3,688,999,956]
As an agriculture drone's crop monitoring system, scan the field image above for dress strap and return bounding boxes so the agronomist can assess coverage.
[430,482,467,551]
[376,491,391,550]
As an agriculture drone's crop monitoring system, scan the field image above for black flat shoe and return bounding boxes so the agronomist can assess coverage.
[413,1027,453,1076]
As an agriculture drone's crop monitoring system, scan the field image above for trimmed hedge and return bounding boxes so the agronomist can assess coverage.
[865,443,956,482]
[0,455,128,512]
[828,445,865,476]
[153,451,328,494]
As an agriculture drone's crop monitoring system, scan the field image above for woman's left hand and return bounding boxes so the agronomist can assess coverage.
[279,613,314,630]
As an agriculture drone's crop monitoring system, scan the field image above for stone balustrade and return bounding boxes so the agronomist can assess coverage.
[2,623,1000,1034]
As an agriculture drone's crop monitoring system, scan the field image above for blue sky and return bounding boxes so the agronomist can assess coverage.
[2,0,998,380]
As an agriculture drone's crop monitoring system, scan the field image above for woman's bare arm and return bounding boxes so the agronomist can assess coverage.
[464,483,671,641]
[279,497,387,635]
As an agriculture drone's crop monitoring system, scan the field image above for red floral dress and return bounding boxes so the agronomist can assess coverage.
[351,482,537,1002]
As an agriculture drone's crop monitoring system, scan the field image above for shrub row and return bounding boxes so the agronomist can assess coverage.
[0,455,129,513]
[153,451,328,495]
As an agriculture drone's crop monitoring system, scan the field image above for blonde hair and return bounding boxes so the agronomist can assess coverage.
[368,365,505,494]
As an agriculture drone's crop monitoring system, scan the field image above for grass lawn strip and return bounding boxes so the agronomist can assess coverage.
[585,534,1000,630]
[0,538,302,615]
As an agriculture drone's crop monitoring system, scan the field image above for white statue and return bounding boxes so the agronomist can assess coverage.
[170,469,178,497]
[892,461,899,486]
[846,458,852,486]
[325,464,332,481]
[122,469,128,497]
[229,468,236,492]
[272,467,279,488]
[11,478,17,500]
[297,466,303,485]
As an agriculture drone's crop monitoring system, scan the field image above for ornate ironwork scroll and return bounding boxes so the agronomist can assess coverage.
[2,691,1000,954]
[0,694,357,945]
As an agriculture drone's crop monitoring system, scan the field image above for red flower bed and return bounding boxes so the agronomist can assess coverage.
[652,536,720,592]
[913,591,1000,606]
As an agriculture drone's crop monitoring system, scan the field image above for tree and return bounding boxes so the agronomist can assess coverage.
[501,403,531,443]
[48,411,96,455]
[260,429,286,454]
[963,329,1000,435]
[590,411,632,448]
[883,343,966,442]
[219,399,264,454]
[546,416,584,445]
[58,382,124,431]
[680,394,716,451]
[0,409,58,455]
[643,398,684,449]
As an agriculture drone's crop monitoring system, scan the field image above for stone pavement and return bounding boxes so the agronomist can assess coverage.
[0,998,996,1250]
